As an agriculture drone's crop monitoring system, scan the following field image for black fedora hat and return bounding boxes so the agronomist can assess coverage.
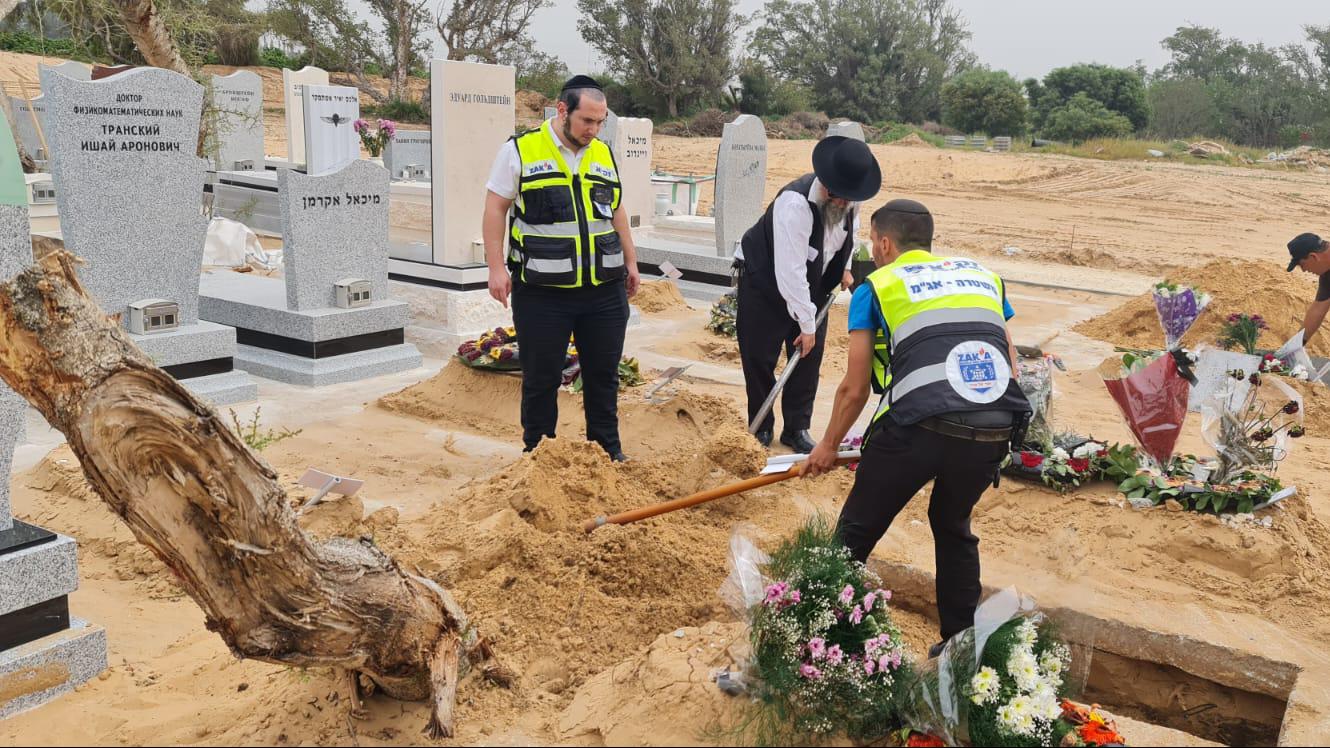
[812,135,881,202]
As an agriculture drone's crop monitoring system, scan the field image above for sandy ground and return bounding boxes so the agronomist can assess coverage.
[5,49,1330,746]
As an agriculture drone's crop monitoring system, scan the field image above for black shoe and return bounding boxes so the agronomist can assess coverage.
[609,451,628,463]
[780,429,817,454]
[754,430,773,448]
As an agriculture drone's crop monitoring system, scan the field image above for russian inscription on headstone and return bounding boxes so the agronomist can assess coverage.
[384,128,431,181]
[713,114,767,257]
[429,59,515,266]
[613,117,653,229]
[282,66,329,167]
[302,84,359,176]
[210,71,264,171]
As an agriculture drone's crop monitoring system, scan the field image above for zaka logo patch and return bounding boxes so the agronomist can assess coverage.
[590,163,617,181]
[945,341,1009,403]
[524,159,559,177]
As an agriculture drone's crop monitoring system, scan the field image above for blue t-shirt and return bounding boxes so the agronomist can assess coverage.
[847,282,1015,334]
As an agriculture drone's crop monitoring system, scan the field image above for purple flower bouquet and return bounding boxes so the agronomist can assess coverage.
[1153,282,1212,349]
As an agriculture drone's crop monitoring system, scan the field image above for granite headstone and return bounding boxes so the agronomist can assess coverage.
[544,105,557,121]
[302,83,359,176]
[41,66,208,324]
[600,108,619,151]
[39,61,91,82]
[282,66,329,167]
[210,70,264,171]
[430,59,514,266]
[613,117,653,228]
[713,114,767,257]
[384,128,431,181]
[0,111,30,532]
[9,95,47,161]
[826,121,866,141]
[280,160,390,311]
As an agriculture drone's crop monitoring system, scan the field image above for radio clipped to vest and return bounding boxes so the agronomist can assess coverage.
[508,122,625,289]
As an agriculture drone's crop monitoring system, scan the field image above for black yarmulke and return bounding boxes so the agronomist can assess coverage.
[561,74,603,92]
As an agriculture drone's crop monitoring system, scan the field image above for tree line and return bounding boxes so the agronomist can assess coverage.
[4,0,1328,148]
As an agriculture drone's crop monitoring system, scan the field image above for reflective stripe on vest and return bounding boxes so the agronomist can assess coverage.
[868,250,1013,423]
[509,121,624,288]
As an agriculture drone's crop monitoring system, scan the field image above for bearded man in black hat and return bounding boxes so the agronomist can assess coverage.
[733,136,883,451]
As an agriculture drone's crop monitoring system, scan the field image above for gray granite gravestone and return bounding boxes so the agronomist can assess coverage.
[200,160,421,385]
[600,108,619,151]
[0,110,107,719]
[544,105,557,121]
[712,114,767,257]
[40,66,256,405]
[826,121,866,141]
[39,61,91,82]
[383,129,431,181]
[8,95,47,162]
[302,84,359,177]
[210,70,264,171]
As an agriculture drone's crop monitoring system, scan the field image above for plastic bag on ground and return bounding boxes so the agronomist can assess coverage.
[204,216,270,268]
[718,526,770,616]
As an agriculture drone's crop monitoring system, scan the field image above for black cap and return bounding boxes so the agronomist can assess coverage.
[881,198,929,215]
[561,74,603,92]
[811,136,882,202]
[1287,232,1324,271]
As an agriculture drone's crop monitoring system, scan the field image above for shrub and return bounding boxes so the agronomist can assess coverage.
[259,46,303,70]
[940,69,1028,136]
[365,99,429,124]
[1041,93,1133,143]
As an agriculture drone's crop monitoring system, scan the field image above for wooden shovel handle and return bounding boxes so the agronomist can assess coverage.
[582,456,858,533]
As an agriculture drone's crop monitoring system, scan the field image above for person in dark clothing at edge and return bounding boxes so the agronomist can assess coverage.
[481,75,641,461]
[734,136,882,453]
[804,199,1031,656]
[1286,232,1330,344]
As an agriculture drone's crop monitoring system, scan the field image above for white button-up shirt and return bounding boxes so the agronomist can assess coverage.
[485,119,586,200]
[737,177,860,334]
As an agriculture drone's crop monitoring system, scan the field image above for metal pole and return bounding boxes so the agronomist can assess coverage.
[747,296,836,435]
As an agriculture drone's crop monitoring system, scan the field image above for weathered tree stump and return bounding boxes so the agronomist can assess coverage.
[0,252,506,737]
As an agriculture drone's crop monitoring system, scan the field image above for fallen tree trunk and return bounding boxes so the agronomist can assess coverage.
[0,252,506,737]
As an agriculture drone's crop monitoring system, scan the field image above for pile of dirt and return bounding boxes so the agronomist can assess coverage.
[632,279,690,313]
[1073,259,1328,356]
[891,132,936,148]
[1188,141,1231,158]
[516,89,548,127]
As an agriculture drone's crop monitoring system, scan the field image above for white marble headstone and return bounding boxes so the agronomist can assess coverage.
[8,95,48,161]
[0,109,33,530]
[280,160,389,311]
[713,114,767,257]
[429,59,514,266]
[210,71,264,171]
[826,121,866,141]
[384,128,431,181]
[40,61,92,82]
[613,117,653,228]
[282,66,329,167]
[302,84,359,177]
[40,66,209,325]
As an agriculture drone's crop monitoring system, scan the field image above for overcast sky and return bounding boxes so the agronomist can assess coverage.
[380,0,1324,81]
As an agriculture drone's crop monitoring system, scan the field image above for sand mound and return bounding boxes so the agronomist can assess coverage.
[891,132,935,148]
[1074,260,1329,356]
[633,280,690,313]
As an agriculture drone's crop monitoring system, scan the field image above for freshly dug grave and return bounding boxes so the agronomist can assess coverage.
[633,280,691,313]
[1074,259,1329,356]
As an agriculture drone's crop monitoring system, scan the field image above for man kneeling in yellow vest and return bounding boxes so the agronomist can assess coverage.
[803,199,1031,656]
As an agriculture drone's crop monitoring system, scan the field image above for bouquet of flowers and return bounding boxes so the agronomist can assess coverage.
[456,326,520,370]
[1200,367,1305,484]
[1152,281,1211,349]
[1016,355,1057,446]
[721,519,914,743]
[353,118,397,158]
[1010,440,1139,491]
[707,290,738,338]
[902,589,1099,747]
[1218,313,1267,356]
[1257,353,1311,380]
[1102,350,1196,470]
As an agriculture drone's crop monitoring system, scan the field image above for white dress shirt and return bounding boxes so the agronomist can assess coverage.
[737,178,860,334]
[485,118,586,200]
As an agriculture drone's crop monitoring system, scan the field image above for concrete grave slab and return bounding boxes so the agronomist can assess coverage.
[210,70,264,171]
[713,114,767,257]
[0,620,107,719]
[282,66,329,167]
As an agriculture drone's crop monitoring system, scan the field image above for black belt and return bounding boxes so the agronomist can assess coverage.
[916,416,1013,443]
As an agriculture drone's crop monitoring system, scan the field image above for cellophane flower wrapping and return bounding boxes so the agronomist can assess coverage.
[1200,367,1304,484]
[1102,353,1191,470]
[1152,283,1211,350]
[901,588,1094,747]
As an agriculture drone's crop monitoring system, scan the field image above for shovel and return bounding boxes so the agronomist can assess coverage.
[583,450,861,533]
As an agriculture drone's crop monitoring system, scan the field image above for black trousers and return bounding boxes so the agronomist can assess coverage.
[735,276,828,435]
[835,420,1008,641]
[511,280,629,454]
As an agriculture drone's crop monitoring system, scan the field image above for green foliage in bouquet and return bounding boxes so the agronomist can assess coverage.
[747,518,914,744]
[965,618,1076,747]
[1218,313,1267,356]
[708,290,738,338]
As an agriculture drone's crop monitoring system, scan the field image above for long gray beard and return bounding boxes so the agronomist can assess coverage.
[821,200,849,228]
